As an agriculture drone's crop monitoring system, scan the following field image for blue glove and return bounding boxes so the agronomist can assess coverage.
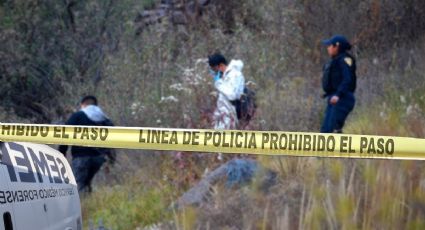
[209,69,222,82]
[209,69,216,77]
[213,72,221,82]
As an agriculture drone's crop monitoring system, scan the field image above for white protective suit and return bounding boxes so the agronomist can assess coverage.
[213,60,245,129]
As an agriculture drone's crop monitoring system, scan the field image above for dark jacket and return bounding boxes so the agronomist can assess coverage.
[59,105,113,158]
[322,52,357,97]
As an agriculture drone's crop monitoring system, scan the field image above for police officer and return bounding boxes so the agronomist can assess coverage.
[320,35,357,133]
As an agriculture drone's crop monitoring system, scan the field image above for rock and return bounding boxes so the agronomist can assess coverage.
[135,0,212,33]
[174,158,277,209]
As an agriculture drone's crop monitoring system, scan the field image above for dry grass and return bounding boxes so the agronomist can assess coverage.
[2,0,425,229]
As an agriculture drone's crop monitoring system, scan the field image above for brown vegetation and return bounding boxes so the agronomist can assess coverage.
[1,0,425,229]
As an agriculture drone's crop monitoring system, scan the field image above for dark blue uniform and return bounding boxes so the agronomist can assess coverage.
[321,52,356,133]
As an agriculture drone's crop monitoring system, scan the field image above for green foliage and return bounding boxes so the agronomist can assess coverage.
[81,180,172,230]
[0,0,144,121]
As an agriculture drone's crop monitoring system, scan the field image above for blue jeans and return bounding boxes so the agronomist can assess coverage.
[72,156,106,192]
[321,93,355,133]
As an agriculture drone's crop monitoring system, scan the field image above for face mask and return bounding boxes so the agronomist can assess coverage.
[215,71,222,81]
[209,69,217,77]
[209,69,222,81]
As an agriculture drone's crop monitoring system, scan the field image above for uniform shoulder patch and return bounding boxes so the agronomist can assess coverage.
[344,57,353,66]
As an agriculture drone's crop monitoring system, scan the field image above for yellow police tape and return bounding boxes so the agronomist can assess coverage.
[0,123,425,160]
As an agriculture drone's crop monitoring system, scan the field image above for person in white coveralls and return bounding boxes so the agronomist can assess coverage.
[208,53,245,130]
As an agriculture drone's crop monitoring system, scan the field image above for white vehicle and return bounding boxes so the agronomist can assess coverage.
[0,142,81,230]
